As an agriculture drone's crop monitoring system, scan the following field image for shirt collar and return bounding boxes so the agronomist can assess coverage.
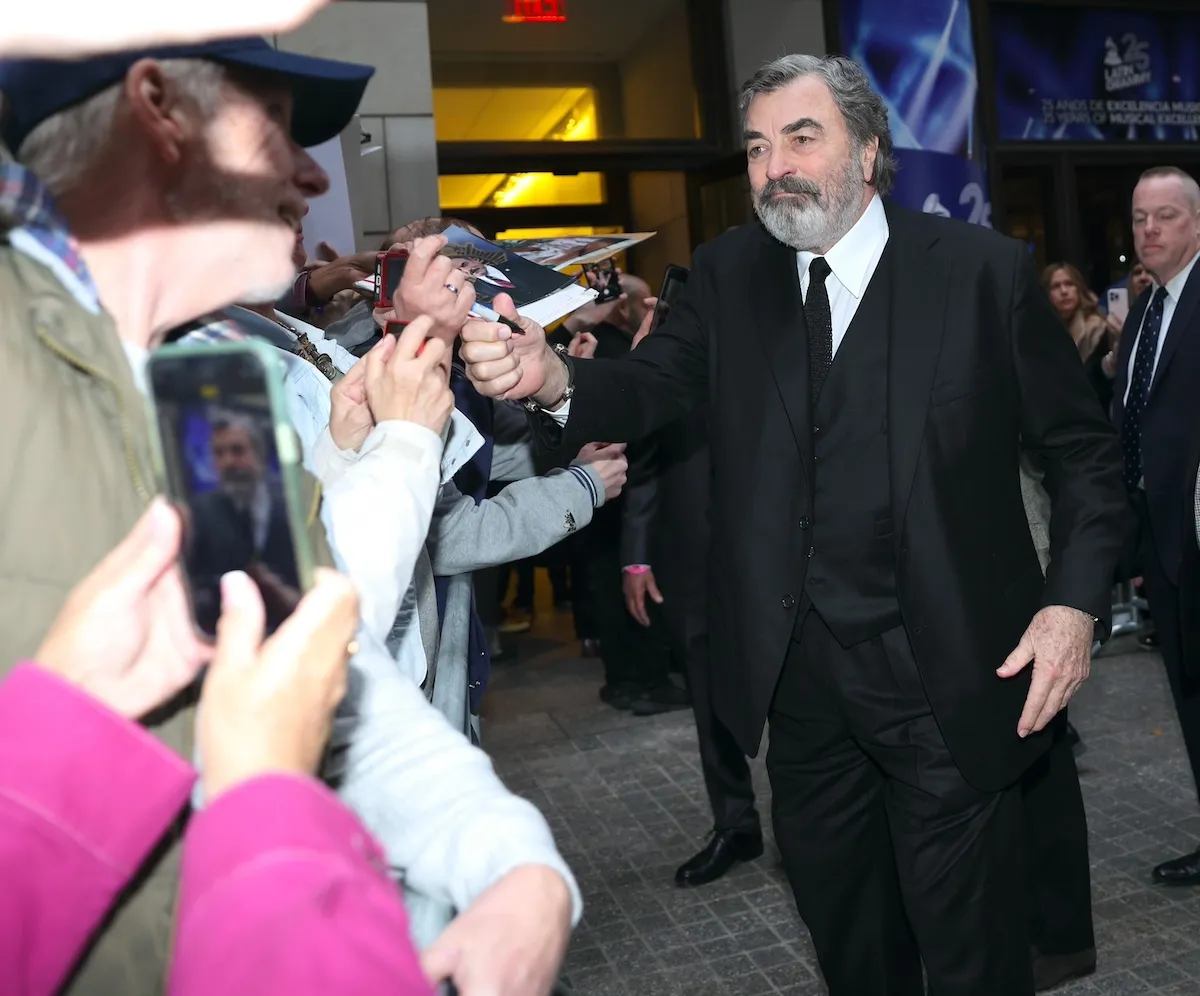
[0,160,100,313]
[1160,247,1200,302]
[797,193,889,298]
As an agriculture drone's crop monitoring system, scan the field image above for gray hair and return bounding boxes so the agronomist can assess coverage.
[16,59,226,199]
[737,54,896,196]
[211,409,267,461]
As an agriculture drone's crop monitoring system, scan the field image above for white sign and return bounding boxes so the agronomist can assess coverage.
[302,122,359,259]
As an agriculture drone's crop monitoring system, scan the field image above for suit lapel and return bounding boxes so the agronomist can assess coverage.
[1151,264,1200,398]
[750,228,812,479]
[886,205,951,543]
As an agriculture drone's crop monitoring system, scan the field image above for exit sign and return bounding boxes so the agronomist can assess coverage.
[504,0,567,22]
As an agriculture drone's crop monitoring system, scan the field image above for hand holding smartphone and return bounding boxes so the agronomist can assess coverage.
[648,264,690,336]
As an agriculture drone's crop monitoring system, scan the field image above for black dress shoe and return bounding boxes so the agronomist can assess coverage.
[599,682,637,710]
[631,681,691,716]
[675,830,763,887]
[1153,848,1200,886]
[1032,946,1096,991]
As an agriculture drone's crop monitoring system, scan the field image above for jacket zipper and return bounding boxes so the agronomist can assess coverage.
[35,325,152,504]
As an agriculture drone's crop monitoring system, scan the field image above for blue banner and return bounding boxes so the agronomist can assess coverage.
[989,4,1200,142]
[839,0,992,226]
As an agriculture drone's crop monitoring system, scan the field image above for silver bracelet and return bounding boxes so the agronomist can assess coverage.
[523,342,575,413]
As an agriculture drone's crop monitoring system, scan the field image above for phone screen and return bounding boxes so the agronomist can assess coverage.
[649,264,690,335]
[149,350,303,639]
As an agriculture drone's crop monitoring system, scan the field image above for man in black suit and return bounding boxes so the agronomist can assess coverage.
[460,55,1126,994]
[1111,166,1200,886]
[186,412,298,633]
[620,406,764,886]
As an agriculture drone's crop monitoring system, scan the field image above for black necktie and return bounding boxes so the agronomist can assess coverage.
[805,257,833,399]
[1120,286,1168,492]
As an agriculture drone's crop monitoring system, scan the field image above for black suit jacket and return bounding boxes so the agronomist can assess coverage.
[546,203,1126,791]
[1112,264,1200,583]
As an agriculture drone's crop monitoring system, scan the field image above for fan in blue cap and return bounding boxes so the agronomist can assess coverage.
[0,36,374,151]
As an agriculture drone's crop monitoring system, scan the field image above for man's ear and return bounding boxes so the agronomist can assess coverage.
[124,59,192,168]
[860,136,880,187]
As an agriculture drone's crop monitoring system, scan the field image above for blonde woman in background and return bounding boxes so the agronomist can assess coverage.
[1043,262,1116,412]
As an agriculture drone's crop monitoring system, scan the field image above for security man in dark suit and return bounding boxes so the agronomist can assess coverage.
[620,405,763,886]
[1114,166,1200,886]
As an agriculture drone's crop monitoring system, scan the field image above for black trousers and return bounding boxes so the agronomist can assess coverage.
[1136,494,1200,802]
[682,632,759,834]
[1022,719,1094,956]
[768,609,1032,996]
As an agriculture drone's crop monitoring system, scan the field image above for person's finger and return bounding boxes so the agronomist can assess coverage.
[392,315,436,361]
[1017,667,1053,738]
[316,241,339,263]
[492,292,520,321]
[259,569,360,684]
[461,320,511,345]
[417,336,448,371]
[1031,682,1067,734]
[419,935,460,985]
[406,234,447,284]
[337,353,369,391]
[648,578,664,605]
[364,331,396,387]
[996,630,1034,677]
[104,497,183,599]
[643,297,658,308]
[212,570,267,673]
[633,592,651,628]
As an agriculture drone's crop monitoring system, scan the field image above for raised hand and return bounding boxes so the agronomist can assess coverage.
[363,315,455,434]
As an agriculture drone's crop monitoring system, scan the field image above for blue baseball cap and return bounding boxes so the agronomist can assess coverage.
[0,36,375,152]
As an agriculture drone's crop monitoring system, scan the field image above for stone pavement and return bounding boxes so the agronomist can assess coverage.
[479,607,1200,996]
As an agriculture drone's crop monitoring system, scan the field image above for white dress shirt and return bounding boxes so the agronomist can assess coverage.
[796,193,890,358]
[1122,247,1200,405]
[547,194,892,427]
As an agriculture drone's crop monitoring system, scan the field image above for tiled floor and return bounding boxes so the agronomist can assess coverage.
[480,608,1200,996]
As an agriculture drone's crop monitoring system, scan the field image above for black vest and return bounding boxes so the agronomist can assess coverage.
[802,247,902,646]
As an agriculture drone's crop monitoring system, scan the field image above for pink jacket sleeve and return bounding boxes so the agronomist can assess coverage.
[0,663,194,996]
[170,773,434,996]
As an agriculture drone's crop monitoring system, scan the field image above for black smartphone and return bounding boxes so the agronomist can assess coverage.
[649,264,689,335]
[147,341,316,640]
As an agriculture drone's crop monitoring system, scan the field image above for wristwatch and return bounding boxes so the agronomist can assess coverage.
[523,343,575,413]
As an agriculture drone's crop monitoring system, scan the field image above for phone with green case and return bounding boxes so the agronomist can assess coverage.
[146,339,316,640]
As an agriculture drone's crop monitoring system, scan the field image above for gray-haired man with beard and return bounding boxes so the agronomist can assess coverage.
[458,54,1126,994]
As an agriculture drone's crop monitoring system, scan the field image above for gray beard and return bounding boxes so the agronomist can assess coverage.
[754,159,867,253]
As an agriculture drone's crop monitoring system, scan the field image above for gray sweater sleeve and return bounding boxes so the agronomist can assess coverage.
[426,464,604,575]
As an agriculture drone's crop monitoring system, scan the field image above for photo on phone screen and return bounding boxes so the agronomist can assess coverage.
[649,264,690,335]
[149,348,307,639]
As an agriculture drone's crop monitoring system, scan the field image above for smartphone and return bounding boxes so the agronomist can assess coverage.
[147,340,316,640]
[649,264,690,335]
[1107,286,1129,324]
[375,248,410,309]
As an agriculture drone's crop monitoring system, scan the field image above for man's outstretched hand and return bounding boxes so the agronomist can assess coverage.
[459,294,568,407]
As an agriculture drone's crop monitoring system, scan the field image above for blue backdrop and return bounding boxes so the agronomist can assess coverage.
[840,0,992,226]
[989,4,1200,142]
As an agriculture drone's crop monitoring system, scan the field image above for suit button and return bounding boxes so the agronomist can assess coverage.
[799,516,811,530]
[808,546,815,558]
[782,594,796,609]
